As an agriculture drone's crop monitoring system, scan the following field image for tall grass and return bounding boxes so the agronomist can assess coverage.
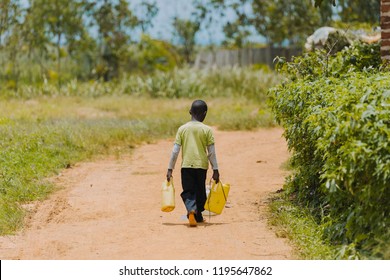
[0,67,281,235]
[2,66,279,101]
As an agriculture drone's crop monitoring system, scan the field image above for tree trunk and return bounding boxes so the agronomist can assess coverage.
[57,33,61,88]
[381,0,390,61]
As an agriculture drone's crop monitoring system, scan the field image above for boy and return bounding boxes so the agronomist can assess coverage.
[166,100,220,227]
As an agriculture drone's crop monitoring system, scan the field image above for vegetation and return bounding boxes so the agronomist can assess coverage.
[0,67,279,235]
[250,0,329,47]
[315,0,380,24]
[0,0,381,89]
[268,193,339,259]
[1,0,386,261]
[269,42,389,259]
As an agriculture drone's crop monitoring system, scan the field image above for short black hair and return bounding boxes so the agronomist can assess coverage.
[190,100,208,115]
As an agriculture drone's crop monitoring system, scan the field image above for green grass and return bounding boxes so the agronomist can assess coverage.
[268,193,340,259]
[267,161,351,260]
[0,67,281,235]
[267,191,389,259]
[0,97,185,234]
[0,99,276,235]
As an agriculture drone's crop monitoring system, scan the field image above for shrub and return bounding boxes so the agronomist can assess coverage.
[274,41,381,80]
[270,43,389,259]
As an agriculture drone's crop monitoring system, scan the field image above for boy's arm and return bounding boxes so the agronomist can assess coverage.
[167,143,181,181]
[207,144,220,183]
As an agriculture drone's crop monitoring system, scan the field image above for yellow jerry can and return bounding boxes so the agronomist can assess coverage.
[204,180,230,215]
[161,179,175,212]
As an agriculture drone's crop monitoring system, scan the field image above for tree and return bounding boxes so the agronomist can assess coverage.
[337,0,380,24]
[314,0,334,25]
[222,0,251,48]
[222,21,251,48]
[20,0,51,83]
[172,18,200,64]
[27,0,88,85]
[0,0,25,89]
[314,0,336,6]
[250,0,322,47]
[315,0,380,24]
[192,0,226,47]
[135,0,159,33]
[0,0,19,46]
[91,0,139,80]
[136,34,180,72]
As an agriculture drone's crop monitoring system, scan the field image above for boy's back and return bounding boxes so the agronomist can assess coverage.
[175,121,215,170]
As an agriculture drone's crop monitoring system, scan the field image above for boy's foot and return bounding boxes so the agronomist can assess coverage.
[188,211,197,227]
[196,213,204,223]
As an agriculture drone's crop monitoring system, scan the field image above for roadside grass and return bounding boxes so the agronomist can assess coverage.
[268,177,389,260]
[0,97,185,235]
[268,193,339,259]
[0,95,276,235]
[267,160,339,259]
[0,67,281,235]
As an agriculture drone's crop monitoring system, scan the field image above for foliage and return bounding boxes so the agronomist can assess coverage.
[269,44,389,259]
[0,0,383,86]
[336,0,380,24]
[91,0,141,80]
[135,35,181,72]
[314,1,380,29]
[314,0,380,24]
[172,18,201,64]
[250,0,322,47]
[274,42,381,80]
[134,0,159,32]
[192,0,227,46]
[0,0,160,85]
[314,0,335,7]
[211,0,379,48]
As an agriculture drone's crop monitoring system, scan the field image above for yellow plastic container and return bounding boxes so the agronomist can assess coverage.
[204,180,230,214]
[161,179,175,212]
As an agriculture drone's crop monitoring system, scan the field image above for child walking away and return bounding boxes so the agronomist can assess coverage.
[166,100,220,227]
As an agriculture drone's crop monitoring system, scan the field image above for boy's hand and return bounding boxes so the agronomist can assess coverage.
[166,169,173,182]
[212,169,220,183]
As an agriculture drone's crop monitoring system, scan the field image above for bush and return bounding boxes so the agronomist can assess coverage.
[275,42,381,80]
[134,35,181,72]
[270,43,389,259]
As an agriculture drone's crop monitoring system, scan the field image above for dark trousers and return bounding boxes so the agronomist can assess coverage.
[180,168,207,215]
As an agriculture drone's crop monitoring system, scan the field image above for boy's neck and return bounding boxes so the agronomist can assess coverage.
[191,116,203,122]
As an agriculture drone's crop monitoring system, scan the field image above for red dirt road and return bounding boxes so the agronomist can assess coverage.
[0,128,294,260]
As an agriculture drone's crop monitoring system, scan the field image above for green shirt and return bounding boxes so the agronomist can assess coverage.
[175,121,215,169]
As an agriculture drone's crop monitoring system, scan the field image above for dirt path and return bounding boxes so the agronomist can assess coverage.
[0,128,294,260]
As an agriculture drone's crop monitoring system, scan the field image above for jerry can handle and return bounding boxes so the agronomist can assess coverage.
[166,177,173,186]
[209,179,228,202]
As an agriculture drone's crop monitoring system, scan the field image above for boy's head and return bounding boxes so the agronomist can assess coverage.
[190,100,208,122]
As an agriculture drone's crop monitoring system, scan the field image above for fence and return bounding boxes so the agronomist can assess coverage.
[194,47,302,69]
